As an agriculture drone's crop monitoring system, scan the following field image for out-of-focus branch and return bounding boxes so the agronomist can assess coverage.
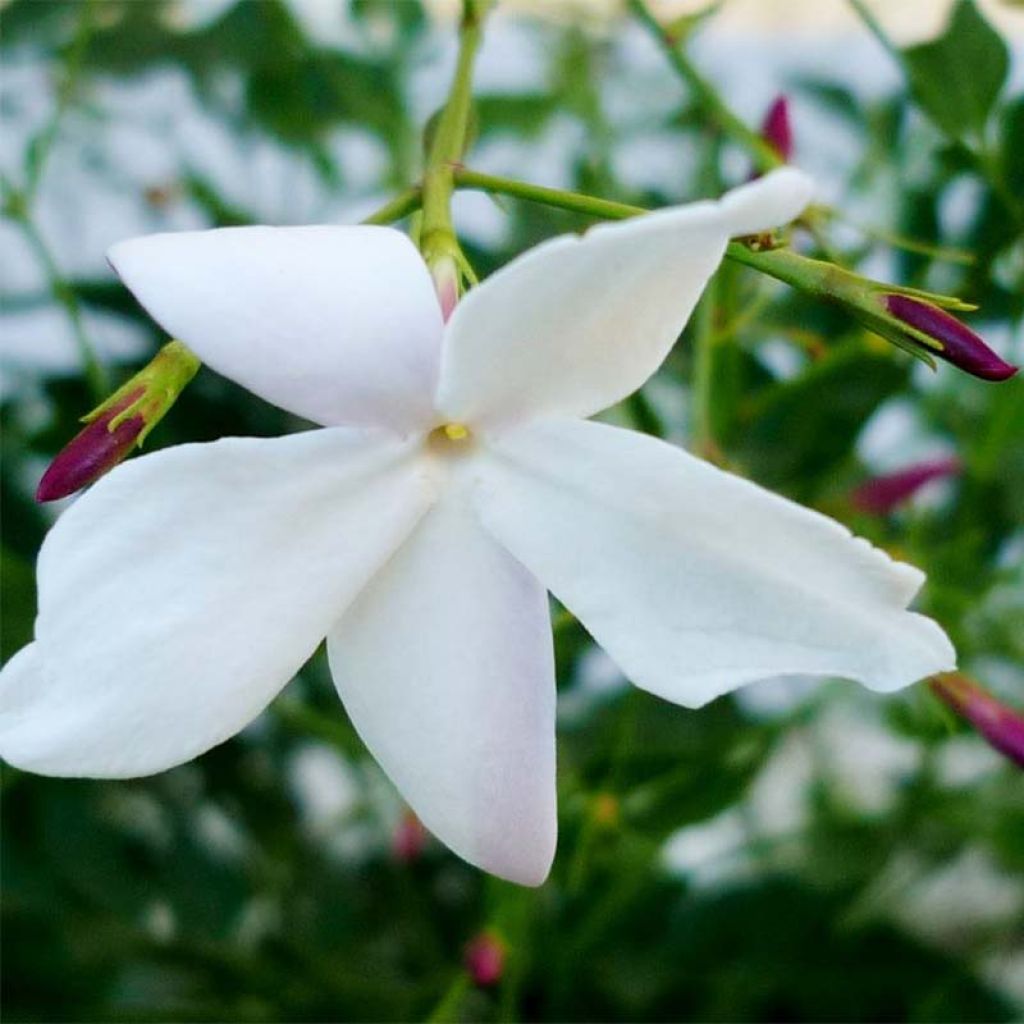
[625,0,783,173]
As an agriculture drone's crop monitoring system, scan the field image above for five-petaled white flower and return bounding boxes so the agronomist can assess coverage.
[0,170,954,885]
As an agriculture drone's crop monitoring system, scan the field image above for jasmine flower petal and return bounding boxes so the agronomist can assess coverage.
[435,168,813,428]
[475,416,955,709]
[0,428,433,777]
[109,226,444,432]
[328,489,557,887]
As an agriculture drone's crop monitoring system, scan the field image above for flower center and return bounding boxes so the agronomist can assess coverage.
[427,422,474,456]
[441,422,470,442]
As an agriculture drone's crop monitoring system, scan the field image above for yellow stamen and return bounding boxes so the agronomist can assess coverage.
[443,422,470,441]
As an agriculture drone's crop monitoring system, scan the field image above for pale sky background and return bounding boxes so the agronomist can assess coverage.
[427,0,1024,40]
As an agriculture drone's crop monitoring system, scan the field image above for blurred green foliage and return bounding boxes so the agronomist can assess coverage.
[1,1,1022,1022]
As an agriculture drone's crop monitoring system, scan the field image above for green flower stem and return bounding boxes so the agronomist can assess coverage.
[691,277,719,456]
[452,165,645,220]
[6,198,107,398]
[826,209,976,265]
[361,186,422,226]
[845,0,902,62]
[1,1,106,398]
[451,166,815,291]
[25,0,95,201]
[625,0,782,174]
[418,0,490,270]
[425,972,471,1024]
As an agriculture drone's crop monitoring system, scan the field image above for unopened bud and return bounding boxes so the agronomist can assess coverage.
[36,340,199,502]
[464,930,505,987]
[393,809,428,863]
[726,245,1017,382]
[760,96,793,162]
[930,673,1024,768]
[885,296,1017,381]
[851,456,960,515]
[431,254,460,323]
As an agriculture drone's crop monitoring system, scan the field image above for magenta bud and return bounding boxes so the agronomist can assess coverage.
[36,390,146,502]
[35,341,199,503]
[760,95,793,162]
[464,931,505,987]
[931,674,1024,769]
[851,456,961,515]
[885,295,1018,381]
[392,809,428,863]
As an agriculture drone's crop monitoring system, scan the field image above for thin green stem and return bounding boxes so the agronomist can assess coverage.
[425,973,471,1024]
[691,276,718,455]
[3,1,106,397]
[829,210,976,265]
[10,207,107,397]
[419,0,489,268]
[360,186,422,226]
[845,0,902,62]
[451,166,810,290]
[25,0,95,200]
[626,0,781,173]
[453,166,644,221]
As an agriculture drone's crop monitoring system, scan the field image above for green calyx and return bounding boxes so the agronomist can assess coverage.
[725,243,973,366]
[83,340,200,445]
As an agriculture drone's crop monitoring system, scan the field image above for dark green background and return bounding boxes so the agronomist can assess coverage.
[1,2,1022,1021]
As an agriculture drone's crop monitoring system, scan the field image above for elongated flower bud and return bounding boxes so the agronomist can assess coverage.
[36,341,200,502]
[36,390,146,502]
[885,296,1017,381]
[851,456,960,514]
[725,246,1017,382]
[930,673,1024,768]
[760,96,793,162]
[464,931,505,987]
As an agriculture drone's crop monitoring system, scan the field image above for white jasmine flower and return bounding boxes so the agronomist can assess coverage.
[0,169,954,885]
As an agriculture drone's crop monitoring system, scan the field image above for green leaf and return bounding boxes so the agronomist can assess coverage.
[564,692,775,839]
[902,0,1010,141]
[1003,94,1024,195]
[731,340,909,492]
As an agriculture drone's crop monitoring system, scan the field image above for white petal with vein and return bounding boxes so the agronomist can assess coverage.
[0,428,434,777]
[328,486,557,886]
[436,168,813,428]
[109,225,443,432]
[475,417,954,708]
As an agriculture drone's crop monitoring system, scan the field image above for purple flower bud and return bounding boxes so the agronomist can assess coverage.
[36,390,146,503]
[851,456,961,515]
[885,295,1018,381]
[464,931,505,987]
[930,673,1024,769]
[35,341,199,503]
[760,96,793,163]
